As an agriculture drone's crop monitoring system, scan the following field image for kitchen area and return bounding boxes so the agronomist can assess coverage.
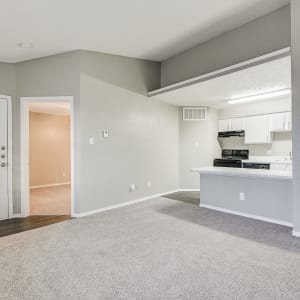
[151,52,293,227]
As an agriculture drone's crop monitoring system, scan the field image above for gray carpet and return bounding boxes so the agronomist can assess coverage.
[1,197,300,300]
[163,191,200,206]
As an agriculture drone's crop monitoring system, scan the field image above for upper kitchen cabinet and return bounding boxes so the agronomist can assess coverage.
[244,115,271,144]
[218,119,231,132]
[230,118,245,131]
[218,118,244,132]
[270,112,292,132]
[286,112,292,131]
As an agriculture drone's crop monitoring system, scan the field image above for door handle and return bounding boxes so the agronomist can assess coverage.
[1,163,7,167]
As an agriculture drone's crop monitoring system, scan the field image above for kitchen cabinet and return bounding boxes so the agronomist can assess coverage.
[286,112,292,131]
[231,118,245,131]
[270,113,286,131]
[270,112,292,132]
[244,115,271,144]
[219,119,231,132]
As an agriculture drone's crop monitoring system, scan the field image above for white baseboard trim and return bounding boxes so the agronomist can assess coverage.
[180,189,200,192]
[292,230,300,237]
[200,204,293,227]
[30,182,71,189]
[74,189,180,218]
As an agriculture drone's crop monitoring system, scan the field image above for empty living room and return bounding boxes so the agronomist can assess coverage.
[2,0,300,299]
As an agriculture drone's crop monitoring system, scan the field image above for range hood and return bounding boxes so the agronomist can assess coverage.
[218,130,245,138]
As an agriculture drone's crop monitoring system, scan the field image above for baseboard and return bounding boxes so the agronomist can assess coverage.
[73,189,180,218]
[180,189,200,192]
[292,230,300,237]
[30,182,71,189]
[200,204,293,227]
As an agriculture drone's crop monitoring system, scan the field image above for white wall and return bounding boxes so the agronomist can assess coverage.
[179,107,220,189]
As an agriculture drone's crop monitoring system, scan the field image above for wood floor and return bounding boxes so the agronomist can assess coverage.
[30,184,71,215]
[0,215,71,238]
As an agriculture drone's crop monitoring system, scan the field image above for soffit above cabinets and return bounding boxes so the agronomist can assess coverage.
[150,55,291,108]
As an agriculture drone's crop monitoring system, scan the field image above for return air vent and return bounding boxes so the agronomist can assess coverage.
[183,107,207,121]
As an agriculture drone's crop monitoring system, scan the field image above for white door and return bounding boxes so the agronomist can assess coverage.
[0,98,9,220]
[244,115,271,144]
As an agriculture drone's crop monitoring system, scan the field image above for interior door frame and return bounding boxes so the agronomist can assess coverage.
[20,96,75,217]
[0,95,13,218]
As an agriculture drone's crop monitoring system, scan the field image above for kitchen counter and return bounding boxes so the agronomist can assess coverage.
[193,166,293,225]
[243,156,292,165]
[192,166,292,181]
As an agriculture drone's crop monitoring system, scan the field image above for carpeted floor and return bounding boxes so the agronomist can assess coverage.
[1,197,300,299]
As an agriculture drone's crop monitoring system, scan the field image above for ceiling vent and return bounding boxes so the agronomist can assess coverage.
[183,107,207,121]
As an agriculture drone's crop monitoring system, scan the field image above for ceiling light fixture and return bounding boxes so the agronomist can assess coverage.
[227,88,291,105]
[18,42,34,48]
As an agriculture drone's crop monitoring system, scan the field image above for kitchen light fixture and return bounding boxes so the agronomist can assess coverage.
[228,88,291,105]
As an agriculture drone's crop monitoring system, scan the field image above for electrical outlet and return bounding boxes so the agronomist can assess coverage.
[130,184,136,192]
[239,192,245,201]
[147,180,151,188]
[89,137,94,145]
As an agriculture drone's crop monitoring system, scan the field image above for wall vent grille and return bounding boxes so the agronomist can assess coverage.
[183,107,207,121]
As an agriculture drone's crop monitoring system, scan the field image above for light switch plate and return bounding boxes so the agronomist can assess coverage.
[89,137,94,145]
[103,129,109,138]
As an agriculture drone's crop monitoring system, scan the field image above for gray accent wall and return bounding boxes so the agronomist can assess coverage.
[179,107,220,189]
[161,5,290,87]
[79,51,179,213]
[291,0,300,232]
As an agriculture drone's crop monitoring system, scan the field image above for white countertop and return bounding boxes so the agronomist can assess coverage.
[243,156,292,165]
[192,166,292,180]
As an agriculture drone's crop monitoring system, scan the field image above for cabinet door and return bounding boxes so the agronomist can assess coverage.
[231,118,245,131]
[270,113,286,132]
[245,115,271,144]
[218,119,231,132]
[286,112,292,131]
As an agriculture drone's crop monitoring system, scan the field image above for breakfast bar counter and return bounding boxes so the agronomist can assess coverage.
[193,167,293,226]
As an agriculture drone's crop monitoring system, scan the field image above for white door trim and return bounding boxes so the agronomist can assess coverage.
[0,95,13,218]
[20,96,75,217]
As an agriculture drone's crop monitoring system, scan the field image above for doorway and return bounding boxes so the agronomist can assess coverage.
[21,97,74,217]
[0,95,12,220]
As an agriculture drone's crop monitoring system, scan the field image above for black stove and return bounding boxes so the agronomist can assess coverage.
[214,149,249,168]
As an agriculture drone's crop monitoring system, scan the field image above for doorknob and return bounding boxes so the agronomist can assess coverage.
[1,146,6,150]
[1,163,7,167]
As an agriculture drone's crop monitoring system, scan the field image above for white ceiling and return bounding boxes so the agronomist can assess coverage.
[151,56,291,107]
[29,102,70,116]
[0,0,289,63]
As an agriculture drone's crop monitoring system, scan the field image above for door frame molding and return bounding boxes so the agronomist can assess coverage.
[0,95,13,218]
[20,96,75,217]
